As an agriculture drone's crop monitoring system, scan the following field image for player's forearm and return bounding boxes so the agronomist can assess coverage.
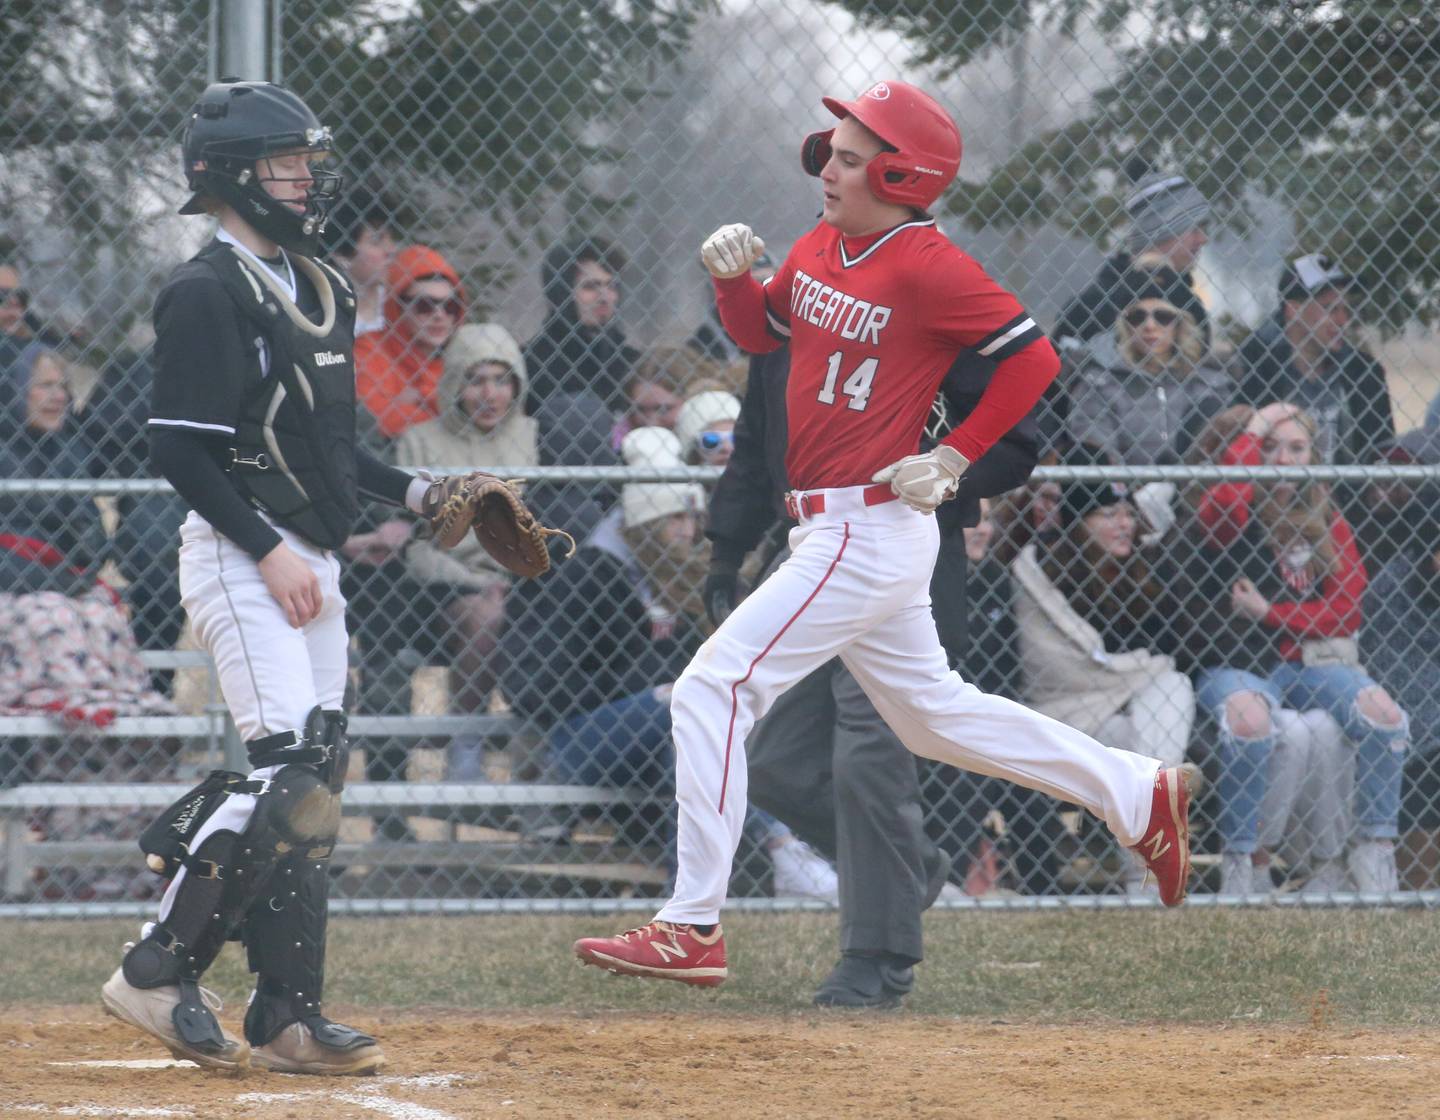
[941,339,1059,463]
[150,428,282,560]
[713,274,784,354]
[357,449,428,511]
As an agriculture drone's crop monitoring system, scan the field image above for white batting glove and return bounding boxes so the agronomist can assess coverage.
[701,223,767,280]
[871,445,971,514]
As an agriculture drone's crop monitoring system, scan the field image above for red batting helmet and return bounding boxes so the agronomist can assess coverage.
[801,80,962,211]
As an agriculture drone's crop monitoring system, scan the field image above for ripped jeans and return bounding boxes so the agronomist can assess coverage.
[1197,663,1409,853]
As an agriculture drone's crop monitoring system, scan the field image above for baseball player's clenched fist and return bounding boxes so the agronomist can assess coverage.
[701,224,767,280]
[872,444,971,514]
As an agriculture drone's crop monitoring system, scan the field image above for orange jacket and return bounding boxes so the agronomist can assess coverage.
[354,245,467,438]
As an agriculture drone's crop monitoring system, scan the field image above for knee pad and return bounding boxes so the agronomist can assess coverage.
[243,706,350,854]
[254,765,341,852]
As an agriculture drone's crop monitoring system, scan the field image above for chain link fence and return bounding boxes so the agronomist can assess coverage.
[3,0,1440,913]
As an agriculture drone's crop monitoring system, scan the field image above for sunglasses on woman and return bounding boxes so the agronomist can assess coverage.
[1124,306,1179,328]
[698,430,735,452]
[401,294,463,317]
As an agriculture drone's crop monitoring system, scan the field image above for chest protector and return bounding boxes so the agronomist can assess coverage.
[198,242,360,550]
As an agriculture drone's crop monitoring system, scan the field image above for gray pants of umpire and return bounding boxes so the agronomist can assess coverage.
[747,653,943,965]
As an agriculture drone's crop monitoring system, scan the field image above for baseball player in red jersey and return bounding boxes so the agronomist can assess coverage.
[575,80,1194,986]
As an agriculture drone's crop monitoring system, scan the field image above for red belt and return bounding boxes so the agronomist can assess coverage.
[785,483,897,521]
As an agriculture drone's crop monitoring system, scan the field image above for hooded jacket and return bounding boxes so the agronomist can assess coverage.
[355,245,468,439]
[395,323,539,591]
[521,242,639,411]
[1066,345,1232,465]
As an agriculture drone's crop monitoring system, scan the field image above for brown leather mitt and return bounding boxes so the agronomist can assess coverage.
[421,472,575,579]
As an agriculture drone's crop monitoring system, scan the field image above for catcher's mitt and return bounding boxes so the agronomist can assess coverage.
[421,472,575,579]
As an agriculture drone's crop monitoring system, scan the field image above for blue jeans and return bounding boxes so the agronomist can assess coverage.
[547,690,787,855]
[1197,663,1409,852]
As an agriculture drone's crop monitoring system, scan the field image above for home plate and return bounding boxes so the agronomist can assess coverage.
[48,1060,196,1069]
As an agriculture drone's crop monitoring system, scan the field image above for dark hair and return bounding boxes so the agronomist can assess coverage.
[1043,506,1161,632]
[325,183,403,257]
[542,237,626,308]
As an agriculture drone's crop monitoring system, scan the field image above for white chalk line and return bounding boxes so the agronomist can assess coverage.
[11,1106,194,1118]
[48,1060,195,1070]
[22,1068,470,1120]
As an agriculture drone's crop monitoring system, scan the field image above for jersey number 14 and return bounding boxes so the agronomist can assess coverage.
[817,351,877,412]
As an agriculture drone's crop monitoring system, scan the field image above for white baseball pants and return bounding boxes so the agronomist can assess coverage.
[157,512,348,922]
[656,487,1160,925]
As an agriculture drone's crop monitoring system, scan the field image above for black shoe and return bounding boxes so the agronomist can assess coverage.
[813,953,915,1010]
[922,847,955,911]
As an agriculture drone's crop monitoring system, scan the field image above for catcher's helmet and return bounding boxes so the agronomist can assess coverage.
[179,79,342,255]
[801,80,962,211]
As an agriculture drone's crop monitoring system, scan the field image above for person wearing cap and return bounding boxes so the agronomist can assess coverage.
[1009,443,1198,898]
[1065,264,1232,466]
[1053,170,1212,350]
[1177,403,1408,894]
[675,389,741,467]
[1233,252,1394,474]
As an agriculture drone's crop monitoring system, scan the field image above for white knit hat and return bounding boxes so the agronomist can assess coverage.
[620,425,706,529]
[674,390,741,454]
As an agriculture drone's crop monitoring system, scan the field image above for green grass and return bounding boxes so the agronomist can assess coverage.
[4,909,1437,1026]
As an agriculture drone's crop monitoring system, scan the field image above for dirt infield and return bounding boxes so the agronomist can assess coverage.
[2,1005,1438,1119]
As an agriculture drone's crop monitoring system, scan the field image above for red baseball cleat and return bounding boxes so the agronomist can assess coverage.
[1132,766,1195,907]
[574,921,728,987]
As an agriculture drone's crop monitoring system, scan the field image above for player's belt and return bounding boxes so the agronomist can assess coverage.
[785,483,897,521]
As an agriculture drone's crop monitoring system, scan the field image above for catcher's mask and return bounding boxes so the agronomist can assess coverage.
[179,79,342,255]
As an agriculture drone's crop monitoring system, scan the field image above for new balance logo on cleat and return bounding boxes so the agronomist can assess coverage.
[1130,767,1194,907]
[574,921,728,987]
[1143,830,1172,862]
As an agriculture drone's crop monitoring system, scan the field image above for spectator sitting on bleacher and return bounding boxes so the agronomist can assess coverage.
[1010,443,1196,898]
[1065,266,1232,467]
[674,388,741,468]
[611,346,736,453]
[1232,254,1395,536]
[78,342,189,662]
[1361,477,1440,890]
[0,346,107,592]
[1179,402,1407,894]
[523,237,638,413]
[395,323,538,770]
[355,244,467,441]
[0,344,175,802]
[0,246,70,376]
[325,182,401,337]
